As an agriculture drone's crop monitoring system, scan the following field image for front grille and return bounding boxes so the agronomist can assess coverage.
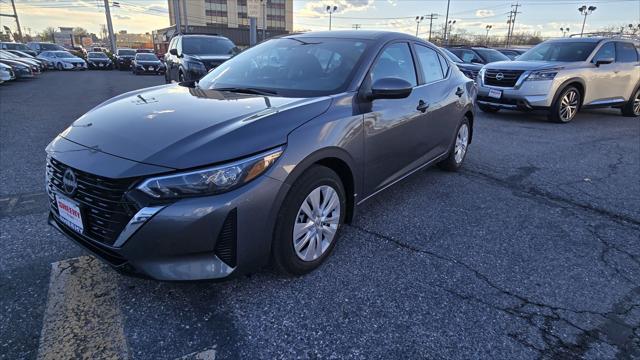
[46,157,137,246]
[214,209,237,267]
[484,69,524,87]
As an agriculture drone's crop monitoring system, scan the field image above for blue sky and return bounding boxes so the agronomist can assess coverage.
[2,0,638,38]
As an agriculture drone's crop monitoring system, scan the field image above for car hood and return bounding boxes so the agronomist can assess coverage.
[60,57,83,62]
[89,58,110,62]
[60,84,333,170]
[135,60,162,65]
[484,60,582,71]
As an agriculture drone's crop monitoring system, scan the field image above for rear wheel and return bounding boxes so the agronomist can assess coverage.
[439,117,471,172]
[272,165,346,275]
[549,86,580,123]
[621,87,640,117]
[478,103,500,113]
[56,62,63,71]
[178,71,185,82]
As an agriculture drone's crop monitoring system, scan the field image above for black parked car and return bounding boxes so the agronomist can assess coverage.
[45,31,476,281]
[115,48,136,70]
[87,52,113,70]
[493,47,527,60]
[446,46,510,65]
[0,42,37,57]
[164,34,239,83]
[440,47,482,80]
[0,59,33,79]
[132,53,165,75]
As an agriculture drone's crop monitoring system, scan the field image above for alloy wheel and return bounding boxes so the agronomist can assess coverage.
[292,185,341,262]
[633,91,640,116]
[559,90,579,122]
[454,123,469,164]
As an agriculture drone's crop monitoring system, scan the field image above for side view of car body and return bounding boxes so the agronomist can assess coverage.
[477,37,640,122]
[0,50,42,74]
[0,59,33,79]
[5,50,48,70]
[37,51,87,71]
[45,31,475,281]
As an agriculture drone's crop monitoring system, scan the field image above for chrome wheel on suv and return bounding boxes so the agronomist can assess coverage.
[622,88,640,117]
[293,185,341,262]
[550,86,581,123]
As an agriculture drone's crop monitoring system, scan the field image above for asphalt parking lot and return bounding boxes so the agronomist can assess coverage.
[1,71,638,359]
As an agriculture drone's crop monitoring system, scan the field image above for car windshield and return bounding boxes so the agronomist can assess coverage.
[136,53,158,61]
[88,52,108,58]
[5,43,30,51]
[198,37,370,97]
[441,48,463,62]
[518,41,598,62]
[474,48,510,63]
[118,49,136,56]
[40,43,64,51]
[54,51,74,58]
[182,37,237,55]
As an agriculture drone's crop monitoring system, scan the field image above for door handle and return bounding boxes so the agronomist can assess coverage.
[417,100,430,113]
[455,87,465,97]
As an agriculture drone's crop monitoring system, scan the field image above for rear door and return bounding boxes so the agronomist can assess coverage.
[614,41,640,101]
[586,42,625,104]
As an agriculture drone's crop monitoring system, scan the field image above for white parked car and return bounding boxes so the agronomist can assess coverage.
[37,51,87,71]
[0,62,15,83]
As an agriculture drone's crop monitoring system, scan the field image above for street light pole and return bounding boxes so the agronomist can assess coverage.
[443,0,451,44]
[446,20,456,44]
[578,5,596,37]
[485,25,492,46]
[326,5,337,31]
[415,16,424,37]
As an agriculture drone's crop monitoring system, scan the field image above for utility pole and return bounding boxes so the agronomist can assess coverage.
[173,0,182,34]
[352,24,362,30]
[0,0,23,41]
[425,13,438,42]
[262,0,266,41]
[505,11,514,47]
[182,0,188,31]
[443,0,451,44]
[508,3,521,46]
[103,0,116,52]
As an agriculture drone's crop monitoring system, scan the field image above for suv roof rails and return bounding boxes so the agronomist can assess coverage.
[569,32,640,41]
[171,32,221,39]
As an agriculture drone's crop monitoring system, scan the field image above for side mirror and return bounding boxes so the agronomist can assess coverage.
[370,78,413,100]
[169,48,179,56]
[595,57,614,67]
[470,59,484,65]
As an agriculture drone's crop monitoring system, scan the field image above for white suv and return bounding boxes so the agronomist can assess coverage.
[477,38,640,122]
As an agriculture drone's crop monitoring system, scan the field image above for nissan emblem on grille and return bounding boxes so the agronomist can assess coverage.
[62,168,78,195]
[495,73,504,81]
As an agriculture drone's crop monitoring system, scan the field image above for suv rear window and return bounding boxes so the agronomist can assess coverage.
[181,37,236,55]
[519,41,598,62]
[616,42,638,63]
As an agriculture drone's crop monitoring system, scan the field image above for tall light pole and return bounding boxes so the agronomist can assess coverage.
[485,25,492,46]
[578,5,596,37]
[560,27,570,37]
[104,0,116,52]
[443,0,451,44]
[326,5,337,31]
[415,16,424,37]
[447,20,456,44]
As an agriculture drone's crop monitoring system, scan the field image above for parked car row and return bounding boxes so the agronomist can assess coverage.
[0,48,45,83]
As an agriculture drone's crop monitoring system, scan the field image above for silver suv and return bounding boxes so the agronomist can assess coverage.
[477,38,640,122]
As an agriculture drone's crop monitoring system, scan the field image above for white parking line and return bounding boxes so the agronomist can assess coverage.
[175,347,217,360]
[37,256,129,360]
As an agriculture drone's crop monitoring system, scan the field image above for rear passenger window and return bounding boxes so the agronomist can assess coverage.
[414,45,444,83]
[438,54,449,77]
[616,42,638,63]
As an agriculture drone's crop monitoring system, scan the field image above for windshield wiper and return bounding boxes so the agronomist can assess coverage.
[212,87,278,96]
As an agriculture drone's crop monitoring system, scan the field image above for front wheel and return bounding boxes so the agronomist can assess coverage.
[621,87,640,117]
[438,117,471,172]
[549,86,581,123]
[56,62,63,71]
[272,165,346,275]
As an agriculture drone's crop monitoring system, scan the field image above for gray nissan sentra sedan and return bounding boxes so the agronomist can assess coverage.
[46,31,476,281]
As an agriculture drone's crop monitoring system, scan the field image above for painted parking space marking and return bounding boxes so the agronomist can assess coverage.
[37,256,129,360]
[0,191,49,218]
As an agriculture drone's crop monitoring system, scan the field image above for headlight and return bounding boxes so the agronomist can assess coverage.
[136,147,284,199]
[526,71,557,81]
[187,60,206,72]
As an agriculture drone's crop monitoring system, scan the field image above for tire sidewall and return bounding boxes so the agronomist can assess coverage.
[273,166,346,275]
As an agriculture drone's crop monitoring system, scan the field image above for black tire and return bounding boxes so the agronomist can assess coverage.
[178,71,185,82]
[621,87,640,117]
[272,165,346,276]
[56,62,63,71]
[438,116,471,172]
[548,86,581,123]
[478,103,500,113]
[164,71,171,83]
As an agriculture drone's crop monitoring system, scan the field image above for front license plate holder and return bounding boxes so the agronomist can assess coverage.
[55,193,84,234]
[488,89,502,99]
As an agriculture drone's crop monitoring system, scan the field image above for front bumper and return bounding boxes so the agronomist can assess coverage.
[46,141,287,281]
[89,62,112,69]
[135,65,165,74]
[477,77,555,110]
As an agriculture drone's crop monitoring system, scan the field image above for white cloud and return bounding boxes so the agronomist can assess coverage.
[475,9,495,18]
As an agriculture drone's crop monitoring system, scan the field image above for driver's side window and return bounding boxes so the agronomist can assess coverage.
[370,43,417,87]
[592,42,615,64]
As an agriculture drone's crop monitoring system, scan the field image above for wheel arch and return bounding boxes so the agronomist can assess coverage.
[553,78,586,108]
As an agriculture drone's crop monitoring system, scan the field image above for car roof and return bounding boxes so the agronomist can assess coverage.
[284,30,417,41]
[547,37,604,43]
[178,34,230,39]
